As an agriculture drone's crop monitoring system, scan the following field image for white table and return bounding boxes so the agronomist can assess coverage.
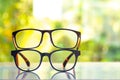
[0,62,120,79]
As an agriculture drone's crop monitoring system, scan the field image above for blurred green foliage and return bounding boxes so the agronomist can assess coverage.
[0,0,32,62]
[0,0,120,62]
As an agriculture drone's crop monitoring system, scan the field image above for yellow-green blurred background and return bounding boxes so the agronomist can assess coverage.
[0,0,120,62]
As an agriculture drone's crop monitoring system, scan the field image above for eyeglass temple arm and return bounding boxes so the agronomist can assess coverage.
[63,53,73,68]
[63,56,76,79]
[17,53,30,67]
[19,53,30,67]
[77,37,81,50]
[63,37,81,68]
[12,36,30,67]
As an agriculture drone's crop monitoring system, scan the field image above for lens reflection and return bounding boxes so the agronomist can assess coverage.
[16,71,40,80]
[51,71,76,80]
[16,71,75,80]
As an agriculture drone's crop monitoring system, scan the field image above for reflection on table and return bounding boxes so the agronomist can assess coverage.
[0,62,120,79]
[16,70,75,80]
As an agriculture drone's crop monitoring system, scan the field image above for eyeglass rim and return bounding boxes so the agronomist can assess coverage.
[12,28,81,49]
[11,49,80,72]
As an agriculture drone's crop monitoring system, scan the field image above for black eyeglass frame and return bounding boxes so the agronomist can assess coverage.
[11,49,80,72]
[12,28,81,49]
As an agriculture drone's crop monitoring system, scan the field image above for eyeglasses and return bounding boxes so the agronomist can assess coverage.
[11,49,80,72]
[12,28,81,49]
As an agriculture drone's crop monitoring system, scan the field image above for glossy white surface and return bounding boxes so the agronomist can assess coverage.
[0,62,120,79]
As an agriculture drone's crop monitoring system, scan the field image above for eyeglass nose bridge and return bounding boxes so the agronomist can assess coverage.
[41,30,52,35]
[41,53,50,57]
[40,31,52,45]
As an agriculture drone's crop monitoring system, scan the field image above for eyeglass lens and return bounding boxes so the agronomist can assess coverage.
[15,30,42,48]
[52,30,78,48]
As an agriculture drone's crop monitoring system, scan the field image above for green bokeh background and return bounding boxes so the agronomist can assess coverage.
[0,0,120,62]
